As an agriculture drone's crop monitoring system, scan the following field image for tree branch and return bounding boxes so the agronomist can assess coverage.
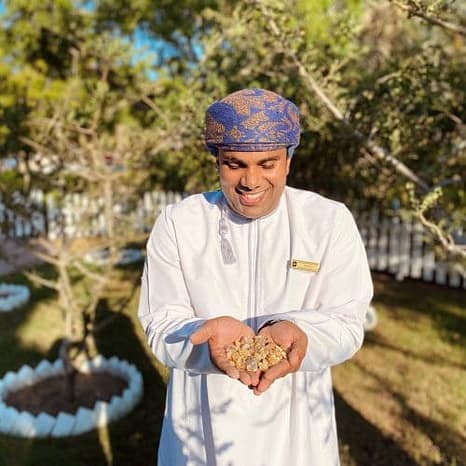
[417,211,466,262]
[392,0,466,37]
[24,271,60,291]
[73,260,107,284]
[140,94,171,126]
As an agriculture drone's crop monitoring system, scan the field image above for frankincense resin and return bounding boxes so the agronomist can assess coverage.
[226,336,287,371]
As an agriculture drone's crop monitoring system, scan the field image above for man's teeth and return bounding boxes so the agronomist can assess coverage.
[243,192,263,199]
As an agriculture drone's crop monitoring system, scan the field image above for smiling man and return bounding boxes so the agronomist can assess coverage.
[138,88,373,466]
[217,148,290,219]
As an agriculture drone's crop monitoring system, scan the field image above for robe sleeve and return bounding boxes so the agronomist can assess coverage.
[255,205,373,372]
[137,206,220,374]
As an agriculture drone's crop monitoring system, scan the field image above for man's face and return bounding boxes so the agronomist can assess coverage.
[217,148,291,219]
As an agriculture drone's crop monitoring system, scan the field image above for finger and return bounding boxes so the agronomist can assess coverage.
[190,322,214,345]
[265,359,290,381]
[242,324,256,335]
[257,327,272,338]
[238,370,252,386]
[214,358,240,380]
[224,364,240,380]
[287,345,302,370]
[254,360,290,395]
[248,370,261,387]
[240,370,263,386]
[254,371,275,395]
[253,371,274,395]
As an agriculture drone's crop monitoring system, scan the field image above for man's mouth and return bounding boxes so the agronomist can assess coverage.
[238,190,267,206]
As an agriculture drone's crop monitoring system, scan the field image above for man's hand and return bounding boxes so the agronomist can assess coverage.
[190,316,260,386]
[254,320,307,395]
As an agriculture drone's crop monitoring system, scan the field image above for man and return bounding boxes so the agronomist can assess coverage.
[138,88,373,466]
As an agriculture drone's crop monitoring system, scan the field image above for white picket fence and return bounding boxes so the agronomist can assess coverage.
[0,189,183,240]
[355,209,465,289]
[1,191,464,288]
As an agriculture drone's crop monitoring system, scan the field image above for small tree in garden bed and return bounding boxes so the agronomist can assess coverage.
[17,66,148,400]
[0,3,184,404]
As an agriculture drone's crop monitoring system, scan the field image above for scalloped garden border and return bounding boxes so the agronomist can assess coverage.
[0,355,143,437]
[0,283,30,313]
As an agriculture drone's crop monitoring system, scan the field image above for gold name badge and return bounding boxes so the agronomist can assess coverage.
[290,259,320,273]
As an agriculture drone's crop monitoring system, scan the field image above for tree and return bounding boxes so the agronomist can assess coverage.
[0,0,186,399]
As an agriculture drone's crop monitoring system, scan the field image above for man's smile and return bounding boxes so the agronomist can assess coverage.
[237,189,268,206]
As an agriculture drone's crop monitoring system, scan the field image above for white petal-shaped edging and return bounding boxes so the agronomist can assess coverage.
[51,412,76,437]
[127,365,139,380]
[51,359,64,374]
[33,412,56,437]
[11,411,36,438]
[107,395,125,421]
[108,356,121,372]
[0,356,143,438]
[16,365,35,386]
[73,407,97,436]
[2,371,21,393]
[34,360,54,378]
[0,283,30,312]
[0,405,19,434]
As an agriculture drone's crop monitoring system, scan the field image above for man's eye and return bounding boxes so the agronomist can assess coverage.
[226,162,240,169]
[262,163,275,169]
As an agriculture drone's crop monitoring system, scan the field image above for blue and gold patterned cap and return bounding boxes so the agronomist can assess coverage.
[205,88,300,157]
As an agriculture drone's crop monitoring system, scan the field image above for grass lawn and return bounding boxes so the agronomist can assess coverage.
[335,274,466,466]
[0,269,464,466]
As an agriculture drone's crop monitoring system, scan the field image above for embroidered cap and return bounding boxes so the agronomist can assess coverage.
[205,88,300,157]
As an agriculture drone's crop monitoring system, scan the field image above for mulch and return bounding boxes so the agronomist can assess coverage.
[4,371,128,416]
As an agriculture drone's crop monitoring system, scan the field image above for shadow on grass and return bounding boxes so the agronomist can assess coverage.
[0,266,59,375]
[335,390,418,466]
[373,273,466,348]
[350,359,466,466]
[363,332,466,371]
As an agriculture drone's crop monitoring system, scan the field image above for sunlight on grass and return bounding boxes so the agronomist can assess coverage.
[15,299,63,354]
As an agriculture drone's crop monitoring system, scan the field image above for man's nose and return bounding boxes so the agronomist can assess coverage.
[240,167,261,189]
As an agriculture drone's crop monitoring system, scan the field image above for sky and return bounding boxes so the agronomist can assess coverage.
[0,1,176,80]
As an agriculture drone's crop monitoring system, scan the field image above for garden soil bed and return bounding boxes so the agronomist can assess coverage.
[4,371,128,416]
